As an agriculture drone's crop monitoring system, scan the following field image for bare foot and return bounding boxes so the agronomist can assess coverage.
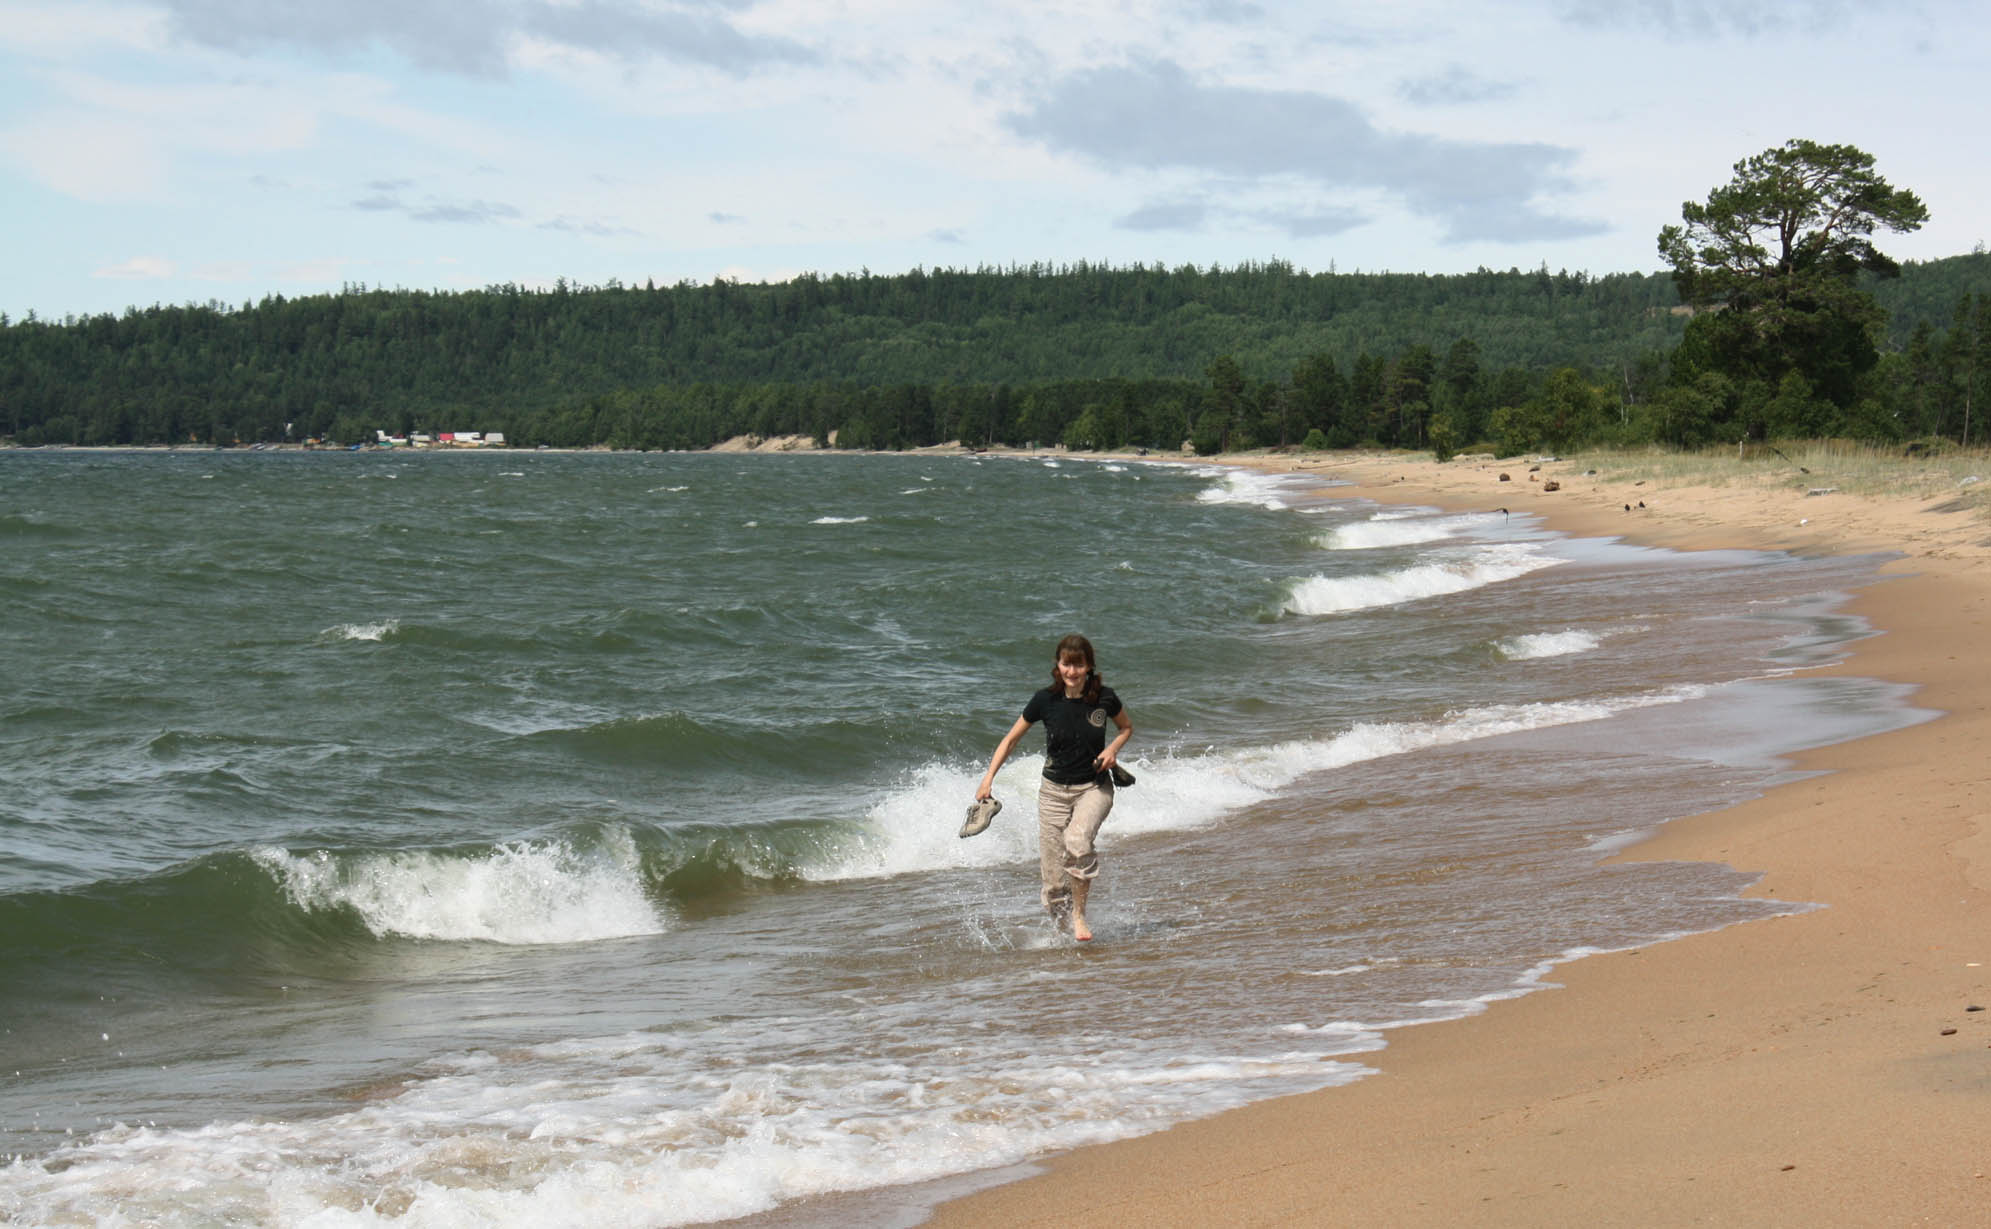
[1072,913,1092,942]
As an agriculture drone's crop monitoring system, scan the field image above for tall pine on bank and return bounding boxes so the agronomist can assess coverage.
[1658,140,1929,439]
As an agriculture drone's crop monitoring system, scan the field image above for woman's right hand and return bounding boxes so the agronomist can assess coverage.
[980,716,1031,805]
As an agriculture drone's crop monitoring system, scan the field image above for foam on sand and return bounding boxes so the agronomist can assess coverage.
[1496,629,1603,660]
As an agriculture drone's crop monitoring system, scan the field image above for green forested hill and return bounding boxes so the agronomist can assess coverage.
[1,254,1985,450]
[0,262,1678,446]
[1869,250,1991,344]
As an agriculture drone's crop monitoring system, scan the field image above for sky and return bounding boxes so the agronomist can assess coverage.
[3,0,1985,321]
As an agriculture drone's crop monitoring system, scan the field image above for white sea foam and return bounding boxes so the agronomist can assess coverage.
[323,620,398,642]
[1195,469,1306,510]
[459,697,623,737]
[0,1032,1370,1228]
[1276,1021,1388,1045]
[1319,512,1492,551]
[1285,943,1738,1049]
[1497,629,1603,660]
[252,829,668,944]
[1283,543,1561,615]
[1297,964,1386,978]
[810,515,869,524]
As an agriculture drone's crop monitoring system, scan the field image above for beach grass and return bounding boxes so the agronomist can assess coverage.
[1563,441,1991,517]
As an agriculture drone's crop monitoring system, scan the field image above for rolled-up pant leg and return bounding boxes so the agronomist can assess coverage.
[1036,778,1114,914]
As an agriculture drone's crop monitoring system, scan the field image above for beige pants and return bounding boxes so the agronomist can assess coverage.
[1036,777,1114,914]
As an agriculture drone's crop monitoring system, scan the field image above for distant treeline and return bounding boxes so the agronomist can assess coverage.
[3,255,1987,452]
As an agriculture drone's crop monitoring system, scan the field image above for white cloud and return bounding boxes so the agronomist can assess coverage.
[93,255,176,279]
[45,66,326,155]
[1,110,174,200]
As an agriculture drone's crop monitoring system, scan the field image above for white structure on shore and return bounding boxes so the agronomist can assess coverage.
[375,431,508,448]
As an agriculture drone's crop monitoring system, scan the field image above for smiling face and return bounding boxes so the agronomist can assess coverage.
[1051,633,1097,699]
[1056,650,1091,696]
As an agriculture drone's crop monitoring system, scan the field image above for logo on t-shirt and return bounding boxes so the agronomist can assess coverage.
[1088,708,1106,727]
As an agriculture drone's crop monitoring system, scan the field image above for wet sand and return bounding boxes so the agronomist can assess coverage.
[920,450,1991,1227]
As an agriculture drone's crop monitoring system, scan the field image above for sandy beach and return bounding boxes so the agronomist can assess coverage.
[922,449,1991,1227]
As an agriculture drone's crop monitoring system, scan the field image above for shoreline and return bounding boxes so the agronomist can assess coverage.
[911,452,1990,1226]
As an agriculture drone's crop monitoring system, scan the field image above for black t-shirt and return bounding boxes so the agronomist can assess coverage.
[1022,684,1123,785]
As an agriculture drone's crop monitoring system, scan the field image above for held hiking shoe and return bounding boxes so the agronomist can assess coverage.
[960,797,1001,838]
[1108,764,1135,787]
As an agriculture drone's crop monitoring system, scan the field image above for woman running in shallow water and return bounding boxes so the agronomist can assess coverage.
[976,634,1133,941]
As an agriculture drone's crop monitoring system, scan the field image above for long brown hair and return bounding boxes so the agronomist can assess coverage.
[1049,633,1103,705]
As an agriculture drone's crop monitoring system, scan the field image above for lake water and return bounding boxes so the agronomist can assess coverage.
[0,449,1927,1225]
